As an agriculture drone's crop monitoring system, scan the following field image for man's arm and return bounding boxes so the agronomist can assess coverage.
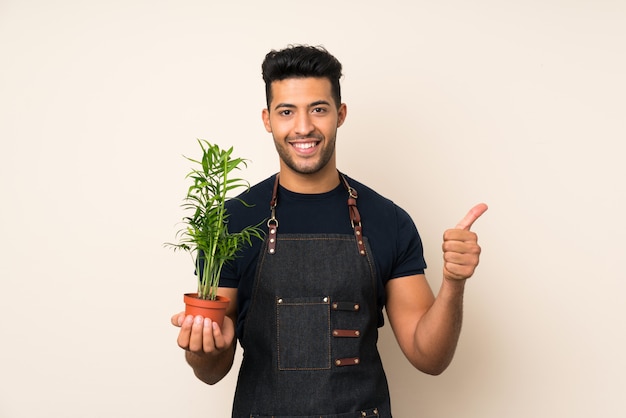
[171,287,238,385]
[385,204,487,375]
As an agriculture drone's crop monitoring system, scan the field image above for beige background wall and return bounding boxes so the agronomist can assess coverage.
[1,1,624,417]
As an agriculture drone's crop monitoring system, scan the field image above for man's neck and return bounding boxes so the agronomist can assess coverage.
[278,164,340,194]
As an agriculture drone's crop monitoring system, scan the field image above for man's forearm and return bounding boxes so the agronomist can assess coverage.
[413,278,466,375]
[185,342,236,385]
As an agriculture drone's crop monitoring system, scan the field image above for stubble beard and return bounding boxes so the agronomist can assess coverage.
[274,133,337,175]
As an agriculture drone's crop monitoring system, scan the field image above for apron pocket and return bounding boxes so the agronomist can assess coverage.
[277,296,331,370]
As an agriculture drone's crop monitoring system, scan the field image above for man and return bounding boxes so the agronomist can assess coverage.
[172,45,487,417]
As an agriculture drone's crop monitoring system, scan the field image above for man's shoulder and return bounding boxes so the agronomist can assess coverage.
[230,174,276,204]
[342,173,415,225]
[225,174,276,222]
[342,174,394,207]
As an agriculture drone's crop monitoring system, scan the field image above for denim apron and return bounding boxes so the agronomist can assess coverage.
[231,174,392,418]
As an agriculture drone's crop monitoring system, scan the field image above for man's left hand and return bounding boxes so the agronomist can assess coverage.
[442,203,488,281]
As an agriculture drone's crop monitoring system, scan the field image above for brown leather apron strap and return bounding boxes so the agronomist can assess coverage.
[340,174,366,256]
[266,175,279,255]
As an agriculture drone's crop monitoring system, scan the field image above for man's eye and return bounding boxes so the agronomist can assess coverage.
[312,107,326,113]
[280,110,292,116]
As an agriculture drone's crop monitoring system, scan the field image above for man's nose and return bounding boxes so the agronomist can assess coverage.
[294,112,314,136]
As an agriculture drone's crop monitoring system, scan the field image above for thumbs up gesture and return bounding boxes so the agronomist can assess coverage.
[442,203,488,281]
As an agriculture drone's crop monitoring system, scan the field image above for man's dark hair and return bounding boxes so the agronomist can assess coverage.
[261,45,343,109]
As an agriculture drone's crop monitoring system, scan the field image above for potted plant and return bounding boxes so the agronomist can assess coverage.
[166,139,263,326]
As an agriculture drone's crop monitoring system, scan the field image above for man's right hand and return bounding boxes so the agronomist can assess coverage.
[171,312,236,356]
[171,288,238,384]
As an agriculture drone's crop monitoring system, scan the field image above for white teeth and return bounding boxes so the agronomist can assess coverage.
[293,142,316,149]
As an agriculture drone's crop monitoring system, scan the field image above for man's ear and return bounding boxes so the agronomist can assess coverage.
[262,108,272,133]
[337,103,347,128]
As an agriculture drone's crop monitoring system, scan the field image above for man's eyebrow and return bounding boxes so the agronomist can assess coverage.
[273,103,296,111]
[309,100,331,108]
[273,100,332,111]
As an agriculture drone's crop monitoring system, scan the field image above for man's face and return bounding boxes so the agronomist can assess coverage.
[262,77,347,176]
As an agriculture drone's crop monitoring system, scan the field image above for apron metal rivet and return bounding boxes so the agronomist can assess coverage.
[277,298,283,303]
[354,358,360,364]
[335,360,341,366]
[269,249,275,254]
[323,297,328,302]
[354,304,360,310]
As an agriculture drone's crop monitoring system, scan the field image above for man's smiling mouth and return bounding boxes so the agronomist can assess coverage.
[292,142,318,150]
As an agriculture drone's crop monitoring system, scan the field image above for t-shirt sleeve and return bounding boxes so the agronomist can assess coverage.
[219,262,239,288]
[390,206,427,279]
[216,182,270,289]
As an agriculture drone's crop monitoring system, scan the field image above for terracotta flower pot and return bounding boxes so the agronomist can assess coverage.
[183,293,230,327]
